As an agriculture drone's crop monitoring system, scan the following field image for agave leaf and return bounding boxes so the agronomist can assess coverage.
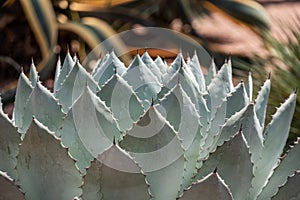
[68,85,121,159]
[16,120,82,200]
[187,52,206,92]
[90,57,102,76]
[201,94,259,163]
[154,56,167,75]
[162,53,182,84]
[53,56,61,93]
[0,104,21,180]
[155,83,202,190]
[55,61,99,113]
[207,59,234,119]
[258,139,300,200]
[141,51,163,82]
[21,82,65,134]
[179,171,233,200]
[54,51,75,93]
[119,107,185,200]
[0,173,25,200]
[225,81,249,118]
[82,144,150,200]
[199,98,227,161]
[246,72,253,102]
[29,61,38,87]
[255,78,271,129]
[122,54,161,109]
[250,93,296,200]
[205,58,217,86]
[164,61,209,126]
[13,72,33,131]
[271,171,300,200]
[196,131,253,200]
[156,84,201,149]
[57,108,94,175]
[93,51,126,87]
[97,73,144,132]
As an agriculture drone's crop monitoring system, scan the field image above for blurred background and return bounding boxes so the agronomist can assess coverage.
[0,0,299,147]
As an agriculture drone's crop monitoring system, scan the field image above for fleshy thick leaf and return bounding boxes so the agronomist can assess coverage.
[187,52,206,92]
[141,51,163,82]
[120,107,185,200]
[16,120,82,200]
[179,172,233,200]
[162,53,182,84]
[122,55,161,109]
[156,83,202,190]
[0,173,25,200]
[21,82,65,134]
[246,72,253,102]
[225,81,249,118]
[82,144,150,200]
[154,56,167,75]
[0,108,21,180]
[29,61,38,87]
[68,86,121,159]
[250,93,296,200]
[207,60,234,119]
[255,78,271,128]
[97,73,144,132]
[271,171,300,200]
[93,51,126,87]
[58,109,94,174]
[205,58,217,86]
[258,139,300,200]
[54,51,75,93]
[55,61,99,112]
[196,132,253,200]
[13,72,33,129]
[53,57,62,92]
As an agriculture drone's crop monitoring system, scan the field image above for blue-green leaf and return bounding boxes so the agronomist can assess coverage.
[21,82,65,134]
[93,51,126,87]
[187,52,206,92]
[16,120,82,200]
[13,72,33,131]
[141,51,163,82]
[119,107,185,200]
[207,59,234,119]
[54,51,75,93]
[196,132,253,200]
[271,171,300,200]
[0,173,25,200]
[179,172,233,200]
[250,93,296,200]
[122,55,161,109]
[97,73,144,132]
[55,61,99,113]
[255,78,271,129]
[0,104,21,180]
[67,86,121,159]
[258,139,300,200]
[82,144,150,200]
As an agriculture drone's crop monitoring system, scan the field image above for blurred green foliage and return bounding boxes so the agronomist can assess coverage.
[234,23,300,148]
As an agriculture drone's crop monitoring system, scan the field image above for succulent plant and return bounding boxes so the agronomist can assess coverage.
[0,51,298,200]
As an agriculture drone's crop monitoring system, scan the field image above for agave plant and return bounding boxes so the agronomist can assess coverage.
[0,50,298,200]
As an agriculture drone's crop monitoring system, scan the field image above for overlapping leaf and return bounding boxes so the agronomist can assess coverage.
[16,120,82,200]
[82,144,150,200]
[119,107,185,200]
